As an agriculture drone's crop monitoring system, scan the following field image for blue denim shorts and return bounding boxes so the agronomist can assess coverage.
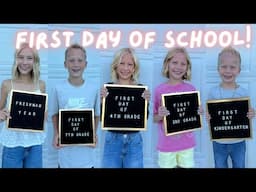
[2,145,42,168]
[102,131,143,168]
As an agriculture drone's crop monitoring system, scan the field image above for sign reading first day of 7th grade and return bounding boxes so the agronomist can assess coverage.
[101,84,148,131]
[59,109,96,146]
[7,89,48,132]
[161,91,202,136]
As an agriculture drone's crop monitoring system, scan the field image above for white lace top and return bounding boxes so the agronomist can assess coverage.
[0,81,47,147]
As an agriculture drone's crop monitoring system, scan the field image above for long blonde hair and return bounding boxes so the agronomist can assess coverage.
[111,48,140,83]
[162,47,192,81]
[12,42,40,84]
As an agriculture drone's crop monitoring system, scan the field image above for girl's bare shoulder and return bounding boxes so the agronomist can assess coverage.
[1,79,12,90]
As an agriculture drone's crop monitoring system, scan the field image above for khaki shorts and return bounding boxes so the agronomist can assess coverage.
[158,148,194,168]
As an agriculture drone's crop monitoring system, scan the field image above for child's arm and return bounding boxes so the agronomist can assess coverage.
[100,87,108,101]
[39,80,47,121]
[0,80,11,121]
[93,116,100,147]
[52,114,61,148]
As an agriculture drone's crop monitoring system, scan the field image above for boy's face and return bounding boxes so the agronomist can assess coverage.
[218,53,240,84]
[65,48,87,79]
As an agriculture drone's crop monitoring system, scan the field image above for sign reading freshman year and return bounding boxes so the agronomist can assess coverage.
[161,91,202,136]
[7,89,48,132]
[59,109,95,146]
[207,97,251,140]
[101,84,148,131]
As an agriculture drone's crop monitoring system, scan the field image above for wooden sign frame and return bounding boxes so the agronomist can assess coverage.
[59,108,96,146]
[161,91,202,136]
[207,97,252,140]
[7,89,48,132]
[101,84,148,131]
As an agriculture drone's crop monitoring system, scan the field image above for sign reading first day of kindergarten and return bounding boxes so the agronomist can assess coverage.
[7,89,48,132]
[161,91,202,136]
[207,97,252,140]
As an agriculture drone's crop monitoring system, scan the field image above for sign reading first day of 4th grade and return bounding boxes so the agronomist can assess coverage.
[101,84,148,131]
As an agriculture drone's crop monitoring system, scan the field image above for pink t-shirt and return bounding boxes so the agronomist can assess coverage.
[153,81,196,152]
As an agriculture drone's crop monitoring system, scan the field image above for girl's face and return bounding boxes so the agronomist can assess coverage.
[218,53,240,84]
[65,48,86,79]
[116,52,135,81]
[16,47,34,76]
[168,52,188,81]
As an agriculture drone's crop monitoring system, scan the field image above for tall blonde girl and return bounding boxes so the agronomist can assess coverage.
[0,42,46,168]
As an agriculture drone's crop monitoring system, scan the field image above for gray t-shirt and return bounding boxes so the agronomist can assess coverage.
[49,78,100,168]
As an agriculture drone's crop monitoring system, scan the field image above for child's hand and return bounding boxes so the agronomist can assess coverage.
[0,109,11,121]
[247,107,255,119]
[158,106,170,117]
[53,134,61,149]
[198,105,204,115]
[205,112,211,122]
[100,87,108,99]
[142,90,151,101]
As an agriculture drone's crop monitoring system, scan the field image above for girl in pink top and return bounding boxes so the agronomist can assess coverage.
[153,47,202,168]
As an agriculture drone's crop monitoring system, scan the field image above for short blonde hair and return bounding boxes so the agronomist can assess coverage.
[218,46,241,70]
[65,43,87,61]
[162,47,192,81]
[111,48,140,83]
[12,42,40,84]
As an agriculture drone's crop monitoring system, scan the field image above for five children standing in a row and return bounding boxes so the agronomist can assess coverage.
[0,43,254,168]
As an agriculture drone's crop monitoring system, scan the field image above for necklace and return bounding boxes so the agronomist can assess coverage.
[219,83,239,99]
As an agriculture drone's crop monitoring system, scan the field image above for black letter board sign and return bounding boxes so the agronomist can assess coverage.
[7,90,47,132]
[59,109,95,146]
[207,97,251,140]
[101,84,148,131]
[161,91,202,136]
